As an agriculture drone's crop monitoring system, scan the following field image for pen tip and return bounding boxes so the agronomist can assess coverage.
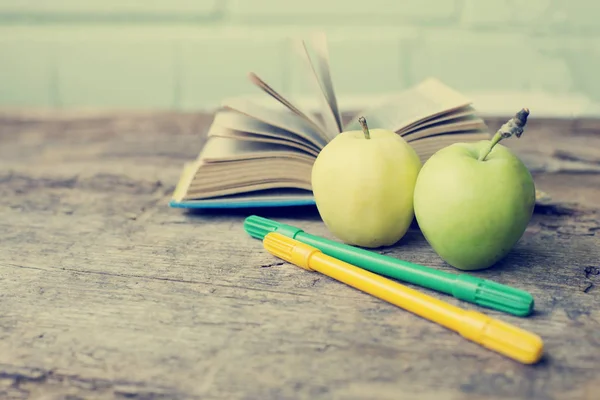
[244,215,275,239]
[243,215,303,240]
[263,232,295,263]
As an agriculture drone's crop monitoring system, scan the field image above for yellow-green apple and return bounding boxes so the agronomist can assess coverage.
[413,108,535,270]
[311,117,422,248]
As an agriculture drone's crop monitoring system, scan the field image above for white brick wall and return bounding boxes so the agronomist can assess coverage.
[179,34,288,109]
[1,0,600,116]
[0,1,220,15]
[407,30,575,93]
[228,0,458,22]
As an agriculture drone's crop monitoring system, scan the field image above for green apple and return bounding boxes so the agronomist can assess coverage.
[413,108,535,271]
[311,117,422,248]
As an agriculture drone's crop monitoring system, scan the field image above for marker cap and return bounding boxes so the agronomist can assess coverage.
[453,275,534,317]
[263,231,317,270]
[460,310,544,364]
[244,215,303,240]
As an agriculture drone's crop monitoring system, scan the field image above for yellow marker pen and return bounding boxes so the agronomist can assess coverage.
[263,232,544,364]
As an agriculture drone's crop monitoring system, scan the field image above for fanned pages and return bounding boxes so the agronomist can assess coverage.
[310,33,343,133]
[246,72,330,142]
[300,32,343,135]
[221,97,328,148]
[170,33,494,209]
[210,110,322,154]
[344,78,474,133]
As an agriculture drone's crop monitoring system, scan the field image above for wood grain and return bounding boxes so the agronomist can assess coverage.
[1,110,599,400]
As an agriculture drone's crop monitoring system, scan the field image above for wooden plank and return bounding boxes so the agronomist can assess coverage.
[0,111,599,399]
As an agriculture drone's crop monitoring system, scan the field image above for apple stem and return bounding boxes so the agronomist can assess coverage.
[478,108,530,162]
[358,116,371,139]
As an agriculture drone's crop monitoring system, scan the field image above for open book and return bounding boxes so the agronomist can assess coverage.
[170,33,491,209]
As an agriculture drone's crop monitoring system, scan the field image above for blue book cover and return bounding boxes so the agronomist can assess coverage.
[169,197,316,209]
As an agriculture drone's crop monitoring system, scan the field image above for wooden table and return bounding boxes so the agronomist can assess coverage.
[1,111,599,400]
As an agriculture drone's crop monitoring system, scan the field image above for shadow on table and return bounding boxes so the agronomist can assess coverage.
[181,204,323,222]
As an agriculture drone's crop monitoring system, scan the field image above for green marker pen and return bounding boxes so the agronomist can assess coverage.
[244,215,534,317]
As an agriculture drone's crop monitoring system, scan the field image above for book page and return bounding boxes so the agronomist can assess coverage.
[221,97,329,149]
[208,123,320,157]
[199,135,316,163]
[212,110,321,152]
[247,72,330,141]
[399,105,477,135]
[305,32,343,133]
[190,160,311,191]
[344,78,472,133]
[171,161,198,202]
[185,156,313,200]
[185,182,313,201]
[409,132,491,162]
[402,114,489,141]
[290,35,341,140]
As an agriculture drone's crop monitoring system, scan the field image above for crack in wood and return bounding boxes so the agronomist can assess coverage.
[1,262,387,305]
[1,262,320,299]
[584,266,600,278]
[0,171,78,191]
[534,203,580,216]
[260,262,284,268]
[0,363,189,399]
[582,266,600,293]
[534,206,599,237]
[554,149,600,165]
[0,172,163,196]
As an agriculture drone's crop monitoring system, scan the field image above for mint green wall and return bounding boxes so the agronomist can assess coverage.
[1,1,599,113]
